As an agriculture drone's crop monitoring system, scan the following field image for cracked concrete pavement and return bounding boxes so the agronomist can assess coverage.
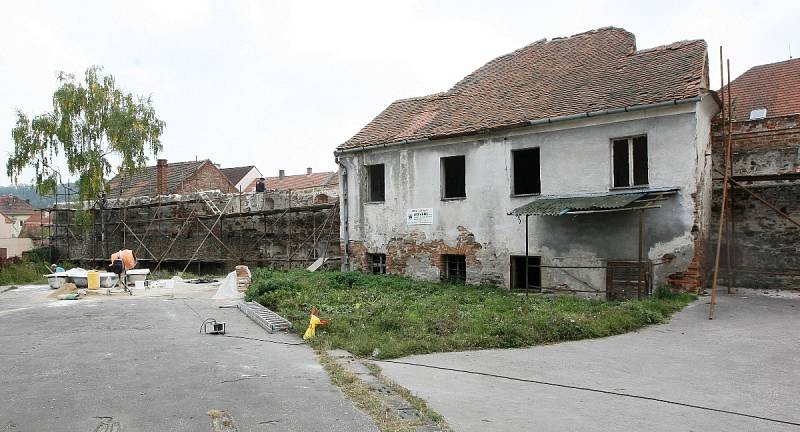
[0,284,377,432]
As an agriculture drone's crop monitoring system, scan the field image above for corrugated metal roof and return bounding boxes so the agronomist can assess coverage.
[510,192,645,216]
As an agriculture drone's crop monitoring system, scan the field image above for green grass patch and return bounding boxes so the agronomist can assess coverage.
[248,270,696,359]
[0,260,50,286]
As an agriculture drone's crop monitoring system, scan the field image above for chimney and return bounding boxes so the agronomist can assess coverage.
[156,159,168,195]
[279,169,285,180]
[307,167,312,175]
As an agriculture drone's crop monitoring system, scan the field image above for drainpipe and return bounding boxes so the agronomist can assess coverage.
[337,157,350,272]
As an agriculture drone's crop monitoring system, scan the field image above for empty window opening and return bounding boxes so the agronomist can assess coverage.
[510,255,542,290]
[366,164,385,202]
[512,148,541,195]
[441,254,467,283]
[441,156,466,199]
[369,253,386,274]
[612,136,648,188]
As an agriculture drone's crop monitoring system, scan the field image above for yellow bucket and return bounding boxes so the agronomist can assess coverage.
[87,270,100,290]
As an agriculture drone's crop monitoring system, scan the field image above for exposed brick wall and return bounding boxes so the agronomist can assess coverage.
[175,163,237,195]
[710,114,800,289]
[712,114,800,156]
[666,253,703,292]
[349,226,486,283]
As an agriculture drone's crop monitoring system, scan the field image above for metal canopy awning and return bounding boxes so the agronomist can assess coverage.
[509,188,679,216]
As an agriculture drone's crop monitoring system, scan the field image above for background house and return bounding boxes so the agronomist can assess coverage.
[106,159,237,199]
[0,195,35,258]
[245,168,339,195]
[220,165,263,192]
[336,27,719,297]
[711,57,800,289]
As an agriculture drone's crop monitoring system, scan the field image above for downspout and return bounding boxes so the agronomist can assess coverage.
[337,157,350,272]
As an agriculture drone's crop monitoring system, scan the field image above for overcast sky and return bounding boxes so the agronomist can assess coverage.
[1,0,798,186]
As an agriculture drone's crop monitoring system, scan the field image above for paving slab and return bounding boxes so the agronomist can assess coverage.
[379,293,800,431]
[0,285,377,431]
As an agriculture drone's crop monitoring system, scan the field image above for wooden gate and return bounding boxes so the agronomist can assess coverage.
[606,260,652,300]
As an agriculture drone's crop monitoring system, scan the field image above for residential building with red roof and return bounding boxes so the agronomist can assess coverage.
[335,27,720,295]
[0,195,35,258]
[106,159,237,199]
[245,168,339,193]
[220,165,263,192]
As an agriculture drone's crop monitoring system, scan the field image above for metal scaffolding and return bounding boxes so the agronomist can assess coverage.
[47,189,341,274]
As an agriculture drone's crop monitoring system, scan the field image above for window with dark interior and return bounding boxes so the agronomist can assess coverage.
[512,148,541,195]
[441,254,466,283]
[612,136,648,188]
[369,253,386,274]
[441,156,466,199]
[366,164,385,202]
[510,255,542,290]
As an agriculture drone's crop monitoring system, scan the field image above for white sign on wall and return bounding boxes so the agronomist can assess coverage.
[406,208,433,225]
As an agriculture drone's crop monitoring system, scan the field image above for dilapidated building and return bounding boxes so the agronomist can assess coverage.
[711,58,800,289]
[336,27,720,297]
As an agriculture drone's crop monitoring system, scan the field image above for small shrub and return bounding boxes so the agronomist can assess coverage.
[245,268,300,301]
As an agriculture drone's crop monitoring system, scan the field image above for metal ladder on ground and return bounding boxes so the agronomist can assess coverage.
[198,191,221,215]
[238,301,293,333]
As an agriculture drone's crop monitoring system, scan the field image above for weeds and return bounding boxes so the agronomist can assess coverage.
[0,259,50,285]
[249,270,696,359]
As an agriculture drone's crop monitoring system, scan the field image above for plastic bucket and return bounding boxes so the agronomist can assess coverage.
[87,270,101,289]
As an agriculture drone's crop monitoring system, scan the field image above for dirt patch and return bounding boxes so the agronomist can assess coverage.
[47,283,78,299]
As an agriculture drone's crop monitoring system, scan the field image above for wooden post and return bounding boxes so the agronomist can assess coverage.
[525,214,529,293]
[709,47,729,320]
[638,209,644,300]
[725,58,735,294]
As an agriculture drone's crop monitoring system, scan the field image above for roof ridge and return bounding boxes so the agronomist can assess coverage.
[738,56,800,77]
[633,39,705,56]
[392,92,451,104]
[339,27,707,151]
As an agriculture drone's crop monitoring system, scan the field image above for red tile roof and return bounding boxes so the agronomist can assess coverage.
[339,27,708,150]
[23,211,46,227]
[0,195,34,216]
[107,160,233,198]
[721,58,800,121]
[245,171,339,192]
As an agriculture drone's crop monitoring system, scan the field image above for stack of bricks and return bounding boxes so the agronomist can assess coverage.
[235,265,251,292]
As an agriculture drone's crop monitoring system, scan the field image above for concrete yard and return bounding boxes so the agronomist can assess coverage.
[0,283,376,432]
[379,291,800,432]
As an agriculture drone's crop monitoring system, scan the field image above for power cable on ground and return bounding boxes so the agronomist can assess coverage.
[221,334,305,346]
[375,359,800,428]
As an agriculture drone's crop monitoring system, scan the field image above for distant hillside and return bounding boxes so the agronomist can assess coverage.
[0,183,78,209]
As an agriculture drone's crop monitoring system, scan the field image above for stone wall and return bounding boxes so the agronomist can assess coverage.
[710,114,800,289]
[50,189,340,272]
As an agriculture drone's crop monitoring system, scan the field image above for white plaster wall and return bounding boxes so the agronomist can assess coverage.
[0,238,34,257]
[236,167,263,192]
[339,96,718,290]
[0,218,14,238]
